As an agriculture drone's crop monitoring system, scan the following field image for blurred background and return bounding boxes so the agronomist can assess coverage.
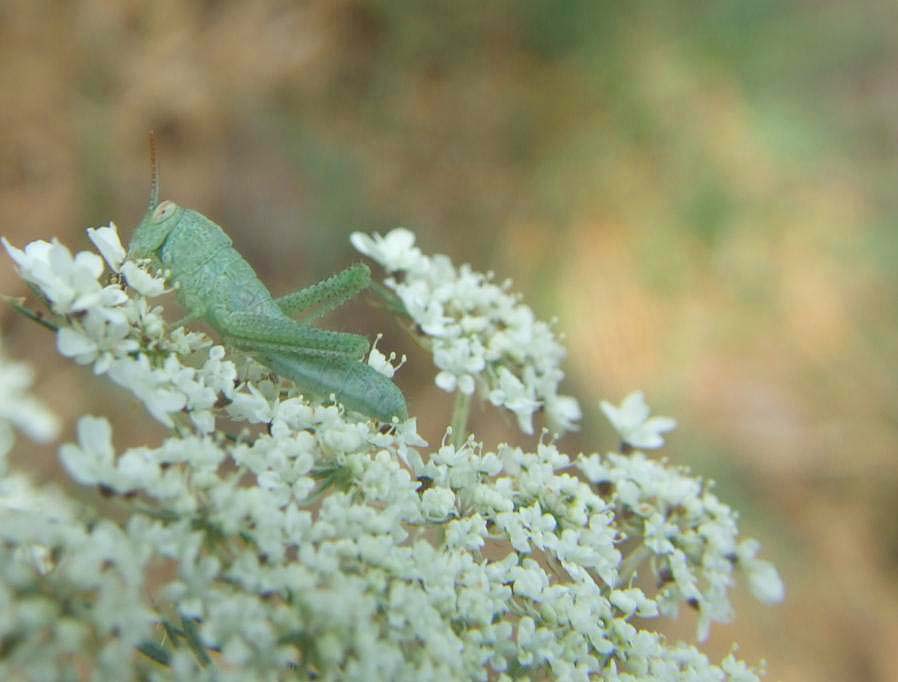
[2,1,897,679]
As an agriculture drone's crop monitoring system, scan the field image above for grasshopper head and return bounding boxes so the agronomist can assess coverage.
[128,199,184,261]
[128,132,184,261]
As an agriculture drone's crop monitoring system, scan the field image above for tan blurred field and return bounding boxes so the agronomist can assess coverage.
[3,1,898,679]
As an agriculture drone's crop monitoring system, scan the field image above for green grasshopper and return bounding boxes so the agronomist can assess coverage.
[128,146,407,423]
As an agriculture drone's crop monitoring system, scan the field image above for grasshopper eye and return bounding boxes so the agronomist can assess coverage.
[152,200,176,222]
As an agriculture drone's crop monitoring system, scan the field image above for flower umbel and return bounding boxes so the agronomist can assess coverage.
[0,226,782,681]
[352,228,581,436]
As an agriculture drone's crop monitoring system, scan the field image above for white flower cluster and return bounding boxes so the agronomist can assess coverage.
[4,227,250,433]
[0,473,158,681]
[0,410,776,681]
[0,226,782,680]
[351,229,582,435]
[578,446,784,642]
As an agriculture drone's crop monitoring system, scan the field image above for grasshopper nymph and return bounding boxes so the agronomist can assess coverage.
[128,142,407,422]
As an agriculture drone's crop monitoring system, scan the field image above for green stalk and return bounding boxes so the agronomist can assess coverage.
[1,295,58,332]
[450,391,472,449]
[618,544,652,586]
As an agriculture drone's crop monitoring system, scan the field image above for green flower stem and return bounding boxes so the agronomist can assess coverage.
[450,391,472,449]
[181,615,212,667]
[619,543,652,586]
[1,295,58,332]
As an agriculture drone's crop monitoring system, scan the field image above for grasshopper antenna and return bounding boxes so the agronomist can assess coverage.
[148,130,160,210]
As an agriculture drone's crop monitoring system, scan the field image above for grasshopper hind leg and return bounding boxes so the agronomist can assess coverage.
[275,263,371,323]
[210,309,370,359]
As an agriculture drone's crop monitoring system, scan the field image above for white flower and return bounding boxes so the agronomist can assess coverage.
[167,327,212,355]
[56,316,138,372]
[609,588,658,618]
[227,384,273,423]
[600,390,676,449]
[444,515,487,551]
[107,355,187,427]
[746,559,784,604]
[392,417,428,449]
[737,539,785,604]
[366,335,406,378]
[721,654,762,682]
[545,391,582,435]
[121,261,167,297]
[488,367,540,435]
[86,224,126,273]
[420,487,457,521]
[396,281,454,336]
[509,558,549,601]
[59,415,116,487]
[433,337,486,395]
[350,228,424,272]
[57,326,99,363]
[2,238,108,314]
